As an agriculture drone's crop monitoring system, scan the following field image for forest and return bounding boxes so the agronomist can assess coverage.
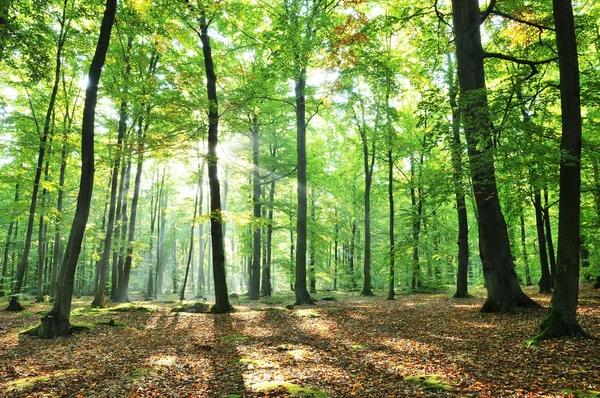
[0,0,599,396]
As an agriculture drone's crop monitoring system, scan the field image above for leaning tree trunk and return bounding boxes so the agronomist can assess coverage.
[451,0,540,312]
[36,0,116,338]
[198,10,231,313]
[537,0,588,339]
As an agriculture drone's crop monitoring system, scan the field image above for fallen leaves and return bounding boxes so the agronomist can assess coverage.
[0,287,598,397]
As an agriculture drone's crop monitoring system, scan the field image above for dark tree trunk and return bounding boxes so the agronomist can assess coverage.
[387,148,395,300]
[36,0,116,337]
[349,220,356,290]
[293,67,313,305]
[50,129,68,298]
[360,119,375,297]
[334,209,338,291]
[262,177,275,297]
[289,212,295,291]
[535,192,552,293]
[309,200,316,294]
[114,159,131,299]
[156,169,167,296]
[520,212,533,286]
[537,0,588,339]
[449,66,470,299]
[249,116,261,300]
[410,155,423,291]
[543,189,556,280]
[195,162,205,298]
[198,10,231,313]
[451,0,539,312]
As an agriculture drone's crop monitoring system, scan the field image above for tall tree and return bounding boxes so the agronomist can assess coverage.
[450,0,540,312]
[36,0,117,338]
[536,0,588,339]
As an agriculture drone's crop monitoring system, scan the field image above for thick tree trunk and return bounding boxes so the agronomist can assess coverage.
[37,0,116,338]
[535,192,552,293]
[293,68,314,305]
[199,10,231,313]
[451,0,539,312]
[537,0,588,339]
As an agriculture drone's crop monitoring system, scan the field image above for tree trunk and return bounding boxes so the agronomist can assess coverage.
[410,155,423,291]
[535,192,552,293]
[37,0,116,337]
[537,0,588,339]
[543,189,556,280]
[249,116,261,300]
[360,121,375,297]
[309,200,316,294]
[349,220,356,290]
[449,65,470,299]
[520,212,533,286]
[180,163,201,301]
[156,168,167,296]
[293,67,314,305]
[334,209,338,292]
[13,0,70,296]
[262,177,275,297]
[1,185,18,295]
[451,0,539,312]
[198,10,231,313]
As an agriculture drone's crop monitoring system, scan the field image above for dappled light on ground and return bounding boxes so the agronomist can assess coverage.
[0,288,599,396]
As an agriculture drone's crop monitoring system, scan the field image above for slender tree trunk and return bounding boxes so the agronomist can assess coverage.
[262,177,275,297]
[289,212,295,291]
[156,168,167,296]
[535,192,552,293]
[349,220,356,290]
[180,164,201,301]
[543,189,556,280]
[91,81,128,308]
[451,0,539,312]
[309,200,316,294]
[360,123,375,297]
[198,10,230,312]
[13,1,69,296]
[115,119,144,303]
[333,209,338,292]
[36,0,116,337]
[1,185,18,295]
[249,116,261,300]
[294,67,313,305]
[537,0,588,339]
[410,156,423,290]
[520,212,533,286]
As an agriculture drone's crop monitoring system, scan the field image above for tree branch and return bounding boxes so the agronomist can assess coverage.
[490,9,554,32]
[478,0,496,25]
[484,52,557,80]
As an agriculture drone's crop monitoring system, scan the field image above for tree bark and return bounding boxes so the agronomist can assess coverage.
[294,67,314,305]
[543,189,556,280]
[537,0,588,339]
[1,185,18,295]
[451,0,539,312]
[535,192,552,293]
[249,116,261,300]
[198,9,231,313]
[520,212,533,286]
[37,0,116,337]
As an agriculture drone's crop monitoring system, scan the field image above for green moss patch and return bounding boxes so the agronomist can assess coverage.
[110,304,154,313]
[251,381,327,397]
[171,302,211,313]
[221,333,249,343]
[563,390,600,398]
[295,309,320,318]
[128,366,158,380]
[404,374,454,391]
[3,369,77,392]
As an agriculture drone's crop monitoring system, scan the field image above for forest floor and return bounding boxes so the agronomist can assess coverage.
[0,285,599,398]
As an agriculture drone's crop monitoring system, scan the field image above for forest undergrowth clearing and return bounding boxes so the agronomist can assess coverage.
[0,286,598,397]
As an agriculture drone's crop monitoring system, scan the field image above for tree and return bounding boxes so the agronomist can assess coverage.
[35,0,116,338]
[536,0,589,339]
[450,0,540,312]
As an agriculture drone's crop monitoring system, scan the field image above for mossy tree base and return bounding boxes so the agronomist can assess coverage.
[38,313,72,338]
[453,292,472,299]
[210,304,234,314]
[531,307,590,344]
[5,296,25,312]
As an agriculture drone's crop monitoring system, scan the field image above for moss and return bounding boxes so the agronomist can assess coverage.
[171,302,211,313]
[221,333,249,343]
[128,367,158,380]
[110,304,154,313]
[295,309,320,318]
[404,374,454,392]
[251,381,327,397]
[3,369,76,392]
[563,389,600,397]
[530,307,590,345]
